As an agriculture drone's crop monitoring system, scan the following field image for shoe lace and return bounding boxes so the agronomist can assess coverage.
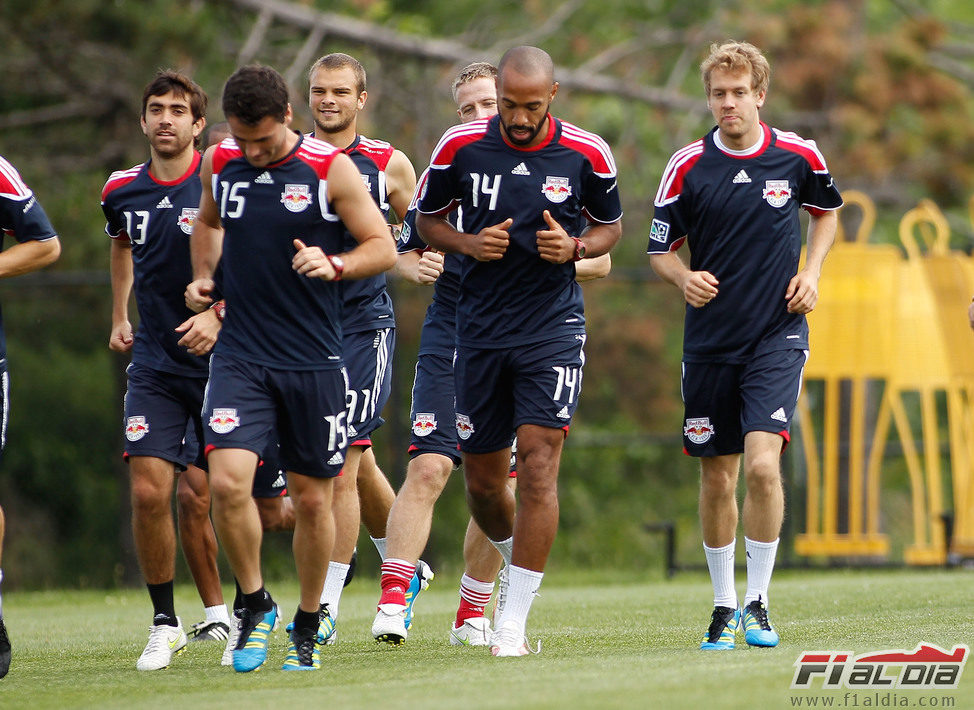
[143,624,174,654]
[747,602,772,631]
[235,609,263,650]
[493,623,541,655]
[706,607,735,642]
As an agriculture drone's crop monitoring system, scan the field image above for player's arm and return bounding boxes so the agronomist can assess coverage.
[649,249,719,308]
[385,149,417,224]
[0,236,60,278]
[785,208,838,314]
[416,213,511,262]
[575,252,612,282]
[109,237,135,352]
[186,146,223,312]
[175,306,222,356]
[293,153,396,281]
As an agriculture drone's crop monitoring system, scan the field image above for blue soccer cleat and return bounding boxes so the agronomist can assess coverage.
[700,606,739,650]
[403,560,433,631]
[281,622,323,671]
[232,604,279,672]
[741,598,779,647]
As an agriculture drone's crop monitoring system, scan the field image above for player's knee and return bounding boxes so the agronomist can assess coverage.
[176,482,210,519]
[405,458,451,497]
[744,459,782,496]
[700,467,737,499]
[130,476,170,515]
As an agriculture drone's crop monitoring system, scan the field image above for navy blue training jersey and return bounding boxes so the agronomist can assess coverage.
[340,135,396,334]
[398,167,461,357]
[210,135,346,370]
[417,114,622,348]
[0,155,58,360]
[102,154,208,377]
[648,123,843,363]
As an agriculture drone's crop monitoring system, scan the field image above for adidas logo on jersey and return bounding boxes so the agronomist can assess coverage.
[327,451,344,466]
[556,406,571,420]
[254,171,274,184]
[770,407,788,423]
[511,162,531,176]
[732,170,751,184]
[156,196,173,209]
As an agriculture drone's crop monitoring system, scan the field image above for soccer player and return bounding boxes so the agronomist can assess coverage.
[375,61,611,647]
[185,64,395,672]
[416,46,622,657]
[647,41,841,650]
[306,52,426,640]
[0,155,62,678]
[103,71,231,670]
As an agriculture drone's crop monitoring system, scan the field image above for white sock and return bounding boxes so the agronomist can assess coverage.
[703,540,737,609]
[497,564,543,634]
[204,603,230,625]
[458,573,495,613]
[320,561,350,617]
[370,536,387,561]
[491,536,513,566]
[743,537,778,608]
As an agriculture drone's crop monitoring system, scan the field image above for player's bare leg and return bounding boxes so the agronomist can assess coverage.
[699,454,741,650]
[207,449,264,595]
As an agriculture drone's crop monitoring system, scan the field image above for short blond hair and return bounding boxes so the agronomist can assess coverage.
[700,41,770,96]
[451,62,497,104]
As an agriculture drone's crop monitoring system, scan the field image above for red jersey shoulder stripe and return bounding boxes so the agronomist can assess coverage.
[655,139,704,206]
[100,163,144,201]
[558,121,617,177]
[0,157,34,201]
[353,136,396,170]
[772,128,829,173]
[211,138,242,176]
[298,136,342,179]
[429,120,489,169]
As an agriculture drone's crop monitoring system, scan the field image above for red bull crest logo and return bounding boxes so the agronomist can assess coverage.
[541,176,572,204]
[125,416,149,442]
[412,413,437,437]
[281,184,312,213]
[177,208,198,235]
[762,180,791,208]
[209,408,240,434]
[456,413,475,440]
[684,417,714,444]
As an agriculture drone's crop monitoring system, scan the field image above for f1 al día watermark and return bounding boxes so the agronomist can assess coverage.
[789,643,968,707]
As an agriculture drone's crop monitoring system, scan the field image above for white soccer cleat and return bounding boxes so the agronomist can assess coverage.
[492,565,509,626]
[489,620,536,658]
[450,616,492,647]
[136,617,188,671]
[221,611,242,666]
[372,603,408,645]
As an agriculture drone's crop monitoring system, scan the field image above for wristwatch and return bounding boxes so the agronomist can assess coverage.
[326,254,345,280]
[572,237,586,261]
[210,300,226,322]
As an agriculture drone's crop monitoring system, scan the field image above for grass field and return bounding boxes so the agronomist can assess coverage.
[0,568,971,709]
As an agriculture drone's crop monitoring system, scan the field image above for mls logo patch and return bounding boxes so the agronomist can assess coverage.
[281,184,312,212]
[541,176,572,204]
[762,180,791,208]
[209,408,240,434]
[412,413,437,437]
[456,413,475,440]
[684,417,715,444]
[177,208,198,235]
[360,174,372,191]
[125,416,149,442]
[650,218,670,243]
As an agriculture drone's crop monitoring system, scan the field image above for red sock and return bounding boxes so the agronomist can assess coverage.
[379,558,414,607]
[455,574,493,626]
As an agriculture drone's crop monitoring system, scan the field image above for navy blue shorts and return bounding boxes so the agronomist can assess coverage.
[408,352,461,465]
[343,327,394,446]
[253,443,288,498]
[455,334,585,454]
[203,353,347,479]
[681,349,808,457]
[123,363,207,469]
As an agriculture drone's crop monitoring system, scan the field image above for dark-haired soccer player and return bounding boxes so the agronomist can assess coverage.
[186,64,395,672]
[103,70,230,670]
[416,46,622,657]
[0,155,61,678]
[648,41,841,651]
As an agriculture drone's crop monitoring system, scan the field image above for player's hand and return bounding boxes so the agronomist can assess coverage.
[292,238,338,280]
[470,218,511,261]
[109,321,134,353]
[536,210,573,264]
[682,270,719,308]
[416,249,445,284]
[185,278,215,312]
[785,269,820,314]
[175,308,221,356]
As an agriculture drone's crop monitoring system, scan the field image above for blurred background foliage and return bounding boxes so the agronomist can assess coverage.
[0,0,972,587]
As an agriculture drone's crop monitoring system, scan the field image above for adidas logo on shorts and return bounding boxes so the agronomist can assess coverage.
[327,452,344,466]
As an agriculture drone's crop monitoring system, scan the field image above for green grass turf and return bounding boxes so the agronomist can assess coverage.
[0,568,971,709]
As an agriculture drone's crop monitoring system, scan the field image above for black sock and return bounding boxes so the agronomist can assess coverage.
[292,608,318,636]
[233,579,244,613]
[241,587,273,613]
[147,581,176,624]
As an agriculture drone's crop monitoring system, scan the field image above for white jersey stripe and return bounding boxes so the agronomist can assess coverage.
[655,141,704,206]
